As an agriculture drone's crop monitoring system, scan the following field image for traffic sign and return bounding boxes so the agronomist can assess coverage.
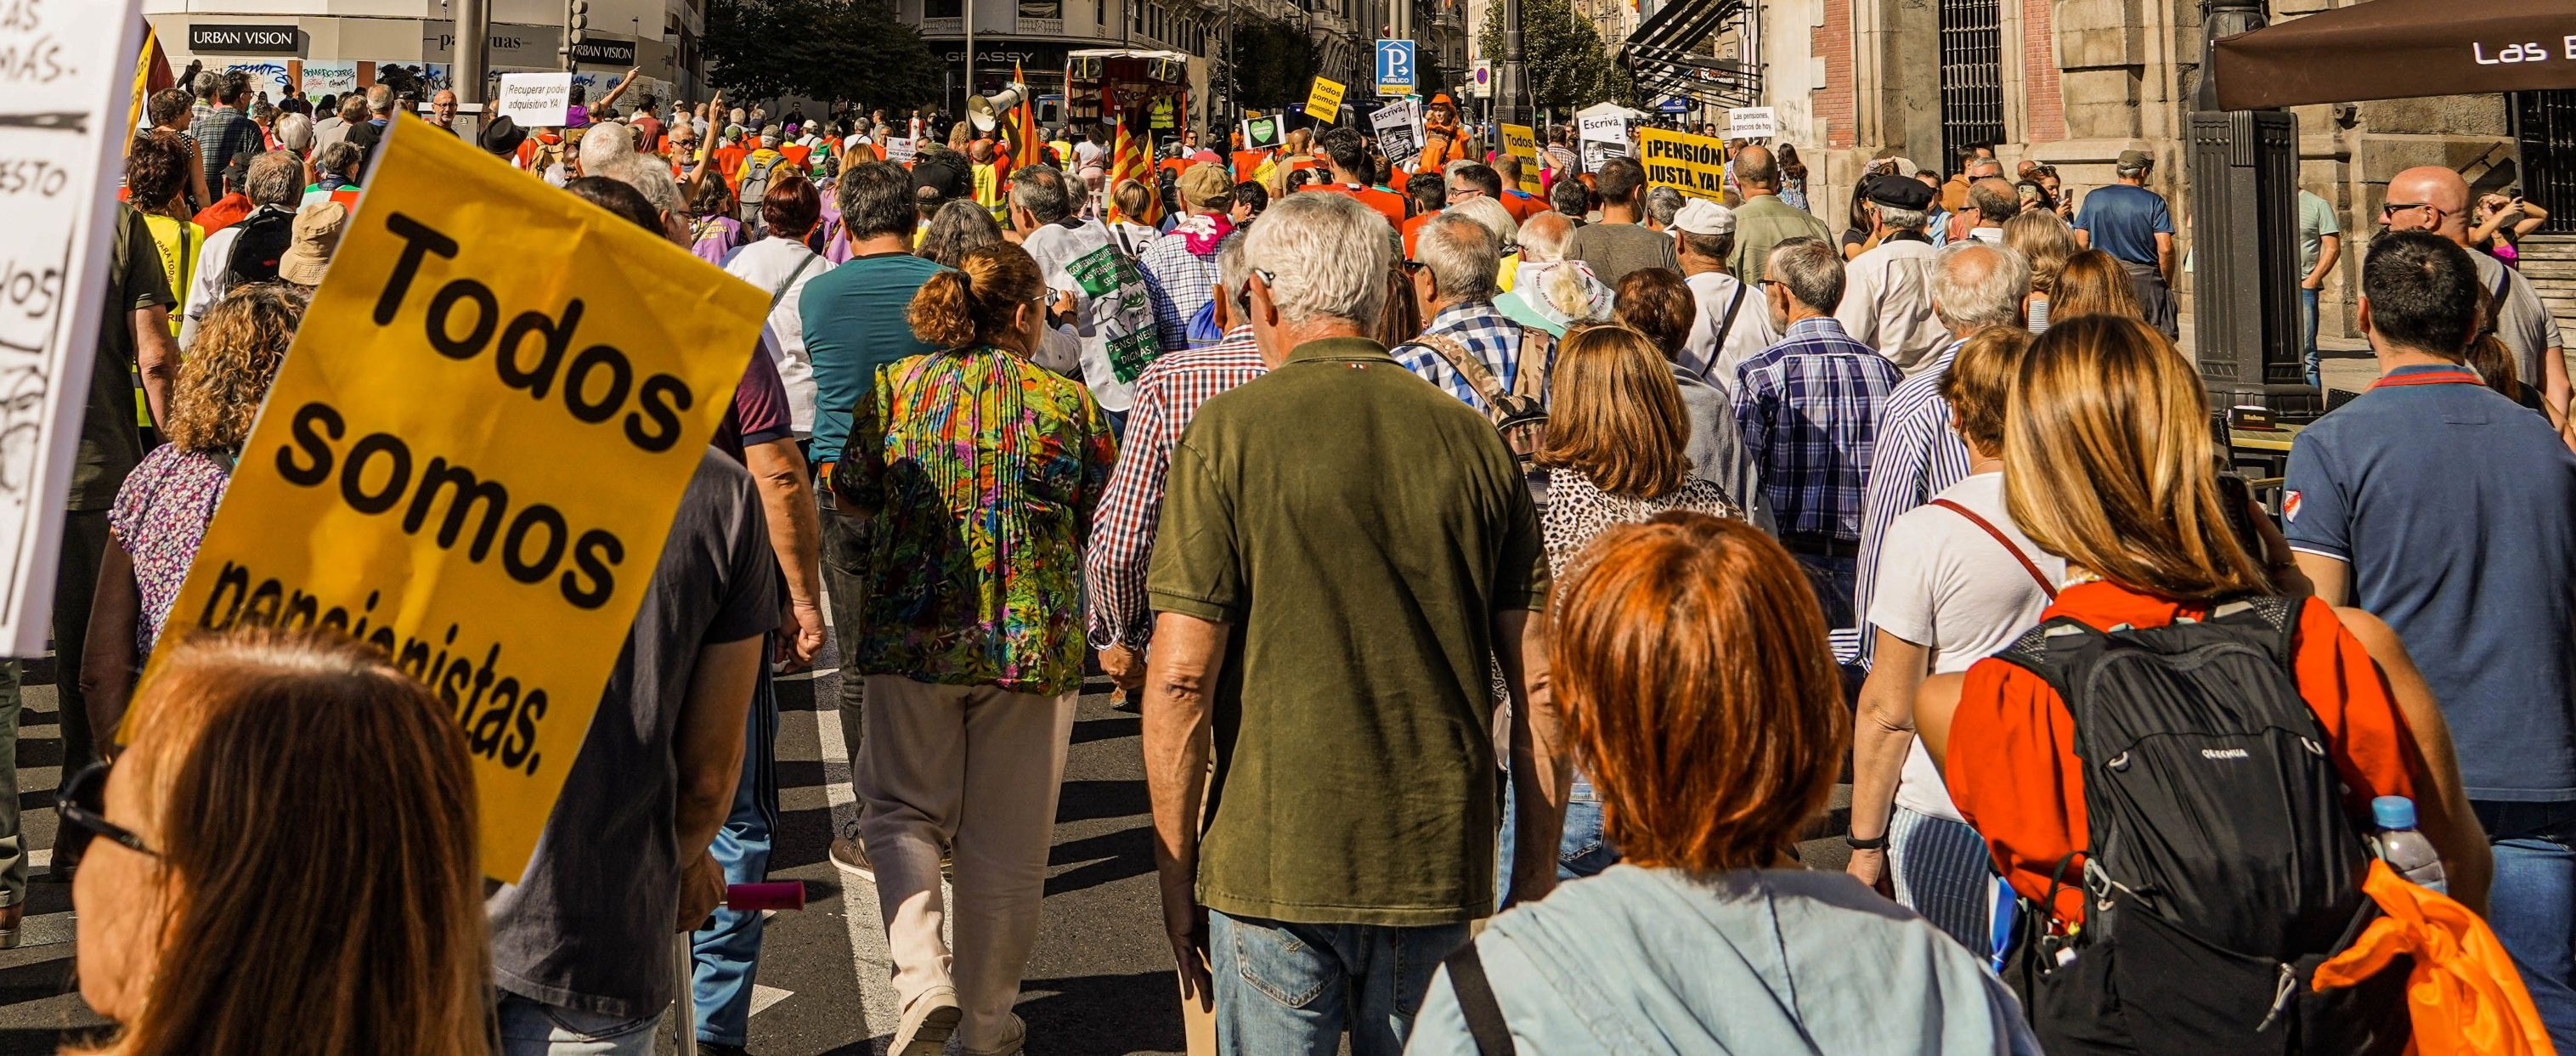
[1471,60,1493,98]
[1657,95,1690,114]
[1375,39,1416,96]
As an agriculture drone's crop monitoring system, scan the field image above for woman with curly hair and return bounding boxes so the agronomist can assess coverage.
[81,284,304,738]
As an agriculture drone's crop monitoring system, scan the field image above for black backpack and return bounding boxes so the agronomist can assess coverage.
[223,205,297,286]
[1993,596,2409,1056]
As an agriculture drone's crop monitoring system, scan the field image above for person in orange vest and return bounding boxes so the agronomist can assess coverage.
[1415,93,1472,172]
[1296,127,1406,228]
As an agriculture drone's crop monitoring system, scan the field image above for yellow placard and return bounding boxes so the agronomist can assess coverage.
[1639,127,1731,200]
[1500,123,1541,195]
[1304,76,1346,123]
[144,114,769,882]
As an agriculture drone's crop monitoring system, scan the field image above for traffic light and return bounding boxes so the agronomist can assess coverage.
[562,0,589,64]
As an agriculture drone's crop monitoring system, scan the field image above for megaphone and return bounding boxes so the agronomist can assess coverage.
[968,82,1028,132]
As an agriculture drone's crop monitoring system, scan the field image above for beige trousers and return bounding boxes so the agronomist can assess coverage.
[857,674,1076,1049]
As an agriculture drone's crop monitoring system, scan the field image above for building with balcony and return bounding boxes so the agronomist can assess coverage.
[144,0,698,107]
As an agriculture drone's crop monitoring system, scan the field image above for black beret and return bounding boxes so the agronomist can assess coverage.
[1865,174,1937,211]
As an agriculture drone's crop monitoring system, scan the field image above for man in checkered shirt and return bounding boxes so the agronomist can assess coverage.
[1085,232,1264,691]
[189,71,268,200]
[1388,212,1539,414]
[1138,162,1236,353]
[1733,238,1901,630]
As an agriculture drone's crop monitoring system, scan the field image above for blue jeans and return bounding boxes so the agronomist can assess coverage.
[1494,773,1615,908]
[2477,799,2576,1049]
[2301,285,2321,387]
[1209,911,1472,1056]
[690,659,780,1045]
[1792,551,1860,630]
[494,992,657,1056]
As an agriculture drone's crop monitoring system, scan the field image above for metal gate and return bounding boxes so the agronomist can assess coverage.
[2512,90,2576,234]
[1939,0,2006,174]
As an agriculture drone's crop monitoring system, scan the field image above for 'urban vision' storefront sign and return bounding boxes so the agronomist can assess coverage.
[189,23,300,54]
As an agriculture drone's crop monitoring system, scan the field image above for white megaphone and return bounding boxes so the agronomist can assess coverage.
[969,82,1029,132]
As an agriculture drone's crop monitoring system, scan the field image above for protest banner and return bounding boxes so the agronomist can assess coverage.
[1577,107,1628,144]
[1500,123,1542,194]
[0,0,141,653]
[302,60,361,103]
[1728,106,1778,140]
[1639,126,1729,200]
[145,116,770,880]
[884,137,918,165]
[1370,99,1421,169]
[1582,138,1630,171]
[1242,112,1285,150]
[497,72,573,128]
[1304,76,1346,123]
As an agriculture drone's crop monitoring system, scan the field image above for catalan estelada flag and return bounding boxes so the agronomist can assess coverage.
[1108,113,1160,226]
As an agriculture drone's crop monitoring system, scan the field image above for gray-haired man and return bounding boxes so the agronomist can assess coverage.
[1142,191,1562,1056]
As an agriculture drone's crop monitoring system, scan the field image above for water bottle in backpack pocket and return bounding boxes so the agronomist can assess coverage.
[1994,596,2412,1056]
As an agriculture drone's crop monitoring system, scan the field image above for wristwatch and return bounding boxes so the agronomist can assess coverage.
[1844,833,1888,851]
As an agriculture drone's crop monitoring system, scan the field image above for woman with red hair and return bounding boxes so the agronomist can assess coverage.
[1408,512,2037,1052]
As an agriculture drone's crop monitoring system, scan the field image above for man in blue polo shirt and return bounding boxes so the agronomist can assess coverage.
[2285,230,2576,1046]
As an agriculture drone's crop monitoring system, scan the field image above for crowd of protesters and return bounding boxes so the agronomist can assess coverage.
[55,71,2576,1056]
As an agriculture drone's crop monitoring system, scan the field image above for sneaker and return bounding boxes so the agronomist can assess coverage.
[892,985,962,1056]
[963,1013,1026,1056]
[829,835,873,882]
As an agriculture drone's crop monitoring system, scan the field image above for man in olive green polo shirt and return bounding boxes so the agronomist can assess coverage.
[1139,190,1564,1056]
[1726,144,1831,280]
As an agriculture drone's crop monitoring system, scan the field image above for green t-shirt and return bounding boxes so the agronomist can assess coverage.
[1727,193,1833,280]
[75,206,173,511]
[1148,336,1549,927]
[2297,190,2341,277]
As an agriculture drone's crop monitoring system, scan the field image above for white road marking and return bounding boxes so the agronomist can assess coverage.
[748,982,794,1018]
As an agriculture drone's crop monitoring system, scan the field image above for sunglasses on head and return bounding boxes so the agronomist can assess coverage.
[59,761,156,862]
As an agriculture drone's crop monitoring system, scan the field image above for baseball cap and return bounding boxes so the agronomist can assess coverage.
[1178,162,1231,209]
[1672,198,1736,237]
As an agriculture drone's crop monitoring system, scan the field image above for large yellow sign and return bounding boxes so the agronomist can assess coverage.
[1304,76,1347,123]
[1499,123,1541,195]
[1639,127,1730,200]
[145,114,769,881]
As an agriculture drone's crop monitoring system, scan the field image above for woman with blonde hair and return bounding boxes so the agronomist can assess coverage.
[1915,314,2490,1052]
[837,241,1115,1056]
[71,630,489,1056]
[83,285,303,739]
[2048,247,2142,323]
[2002,209,2077,333]
[1527,324,1742,880]
[1410,513,2036,1051]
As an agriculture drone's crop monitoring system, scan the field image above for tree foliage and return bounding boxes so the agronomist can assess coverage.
[705,0,941,107]
[1477,0,1637,114]
[1227,14,1325,115]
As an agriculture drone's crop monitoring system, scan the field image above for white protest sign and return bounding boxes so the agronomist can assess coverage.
[1578,110,1627,144]
[1728,106,1778,140]
[884,137,918,164]
[302,61,360,102]
[0,0,142,652]
[1582,138,1631,170]
[497,72,574,128]
[1370,99,1421,167]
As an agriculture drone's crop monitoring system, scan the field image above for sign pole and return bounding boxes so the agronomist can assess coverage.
[456,0,489,133]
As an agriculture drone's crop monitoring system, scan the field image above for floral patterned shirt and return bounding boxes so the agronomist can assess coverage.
[108,444,234,660]
[833,346,1117,695]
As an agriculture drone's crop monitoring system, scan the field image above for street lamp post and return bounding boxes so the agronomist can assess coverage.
[456,0,489,136]
[2187,0,2310,411]
[1494,0,1528,128]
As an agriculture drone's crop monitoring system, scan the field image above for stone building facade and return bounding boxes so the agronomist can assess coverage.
[1754,0,2529,341]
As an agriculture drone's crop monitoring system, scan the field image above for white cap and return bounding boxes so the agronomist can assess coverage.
[1673,198,1737,237]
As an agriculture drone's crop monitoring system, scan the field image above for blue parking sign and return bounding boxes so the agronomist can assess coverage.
[1376,39,1416,96]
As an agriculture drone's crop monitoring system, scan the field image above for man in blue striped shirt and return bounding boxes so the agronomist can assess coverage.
[1735,239,1902,628]
[1850,240,2031,666]
[1392,212,1539,412]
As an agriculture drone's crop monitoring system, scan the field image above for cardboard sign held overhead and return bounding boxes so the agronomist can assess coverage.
[497,72,573,128]
[145,116,771,881]
[1242,113,1285,150]
[883,137,918,165]
[1304,76,1347,124]
[1500,123,1542,194]
[0,0,142,654]
[1639,127,1730,200]
[1370,99,1421,169]
[1728,106,1778,141]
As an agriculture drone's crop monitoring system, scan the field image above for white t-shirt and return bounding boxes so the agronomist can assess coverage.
[1867,472,2065,820]
[1020,217,1159,412]
[722,236,836,433]
[1681,269,1779,395]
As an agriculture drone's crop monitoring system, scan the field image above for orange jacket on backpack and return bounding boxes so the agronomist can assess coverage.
[2313,861,2555,1056]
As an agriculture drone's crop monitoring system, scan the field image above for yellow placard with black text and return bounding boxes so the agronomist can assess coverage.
[1639,127,1730,200]
[1499,123,1541,194]
[141,114,770,881]
[1304,76,1346,123]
